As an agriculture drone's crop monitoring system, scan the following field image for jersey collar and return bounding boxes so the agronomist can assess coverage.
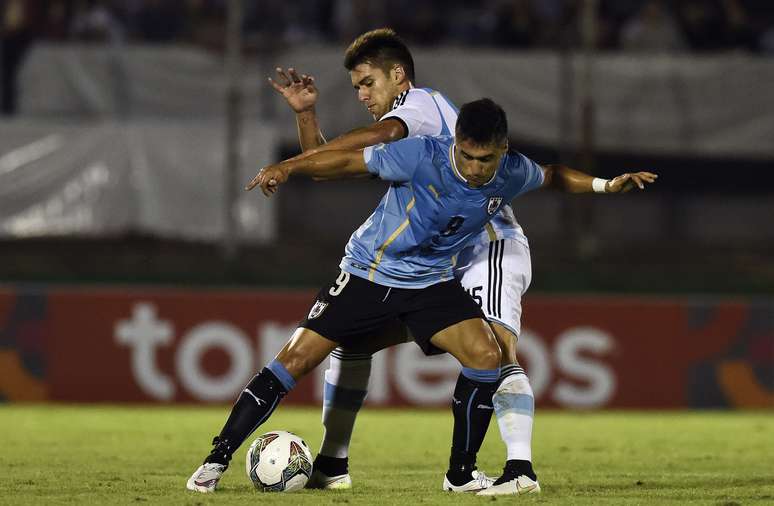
[390,83,414,111]
[448,142,500,188]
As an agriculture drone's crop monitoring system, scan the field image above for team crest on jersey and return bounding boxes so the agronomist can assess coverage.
[308,300,328,319]
[487,196,503,215]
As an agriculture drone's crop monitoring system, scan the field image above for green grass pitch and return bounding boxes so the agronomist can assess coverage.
[2,405,772,505]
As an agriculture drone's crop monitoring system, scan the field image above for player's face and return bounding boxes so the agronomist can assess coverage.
[453,138,508,188]
[350,63,402,121]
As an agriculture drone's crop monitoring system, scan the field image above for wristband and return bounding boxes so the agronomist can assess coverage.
[592,177,609,193]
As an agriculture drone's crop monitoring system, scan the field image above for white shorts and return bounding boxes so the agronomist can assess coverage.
[454,238,532,337]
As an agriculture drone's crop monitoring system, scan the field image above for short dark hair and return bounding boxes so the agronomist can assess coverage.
[344,28,415,83]
[456,98,508,146]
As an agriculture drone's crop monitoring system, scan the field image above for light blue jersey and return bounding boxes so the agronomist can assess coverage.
[382,86,529,248]
[339,135,544,288]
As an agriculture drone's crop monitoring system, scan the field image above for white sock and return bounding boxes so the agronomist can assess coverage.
[318,348,371,459]
[493,365,534,462]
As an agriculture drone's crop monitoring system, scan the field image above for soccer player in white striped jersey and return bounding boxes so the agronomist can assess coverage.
[268,28,538,495]
[266,28,540,495]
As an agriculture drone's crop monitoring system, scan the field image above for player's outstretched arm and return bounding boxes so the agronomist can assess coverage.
[269,67,325,151]
[541,164,658,193]
[245,149,368,196]
[287,119,407,163]
[249,116,405,186]
[269,67,406,156]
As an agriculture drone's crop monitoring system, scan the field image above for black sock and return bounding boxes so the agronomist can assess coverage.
[204,368,288,465]
[498,459,537,483]
[313,454,349,476]
[447,372,497,484]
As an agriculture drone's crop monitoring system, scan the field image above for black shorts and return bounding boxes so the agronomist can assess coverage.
[299,271,485,356]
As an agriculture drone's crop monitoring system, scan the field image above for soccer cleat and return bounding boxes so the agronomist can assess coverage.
[305,469,353,489]
[476,474,541,496]
[186,463,227,493]
[442,469,494,492]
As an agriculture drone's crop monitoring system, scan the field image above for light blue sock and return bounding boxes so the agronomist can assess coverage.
[267,359,296,392]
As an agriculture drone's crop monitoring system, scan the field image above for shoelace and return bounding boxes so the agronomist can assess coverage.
[473,470,493,488]
[199,463,225,477]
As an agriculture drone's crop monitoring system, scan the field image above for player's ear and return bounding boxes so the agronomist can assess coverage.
[392,64,405,84]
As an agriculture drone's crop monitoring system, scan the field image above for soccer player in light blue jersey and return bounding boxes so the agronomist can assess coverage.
[186,98,656,495]
[264,28,539,494]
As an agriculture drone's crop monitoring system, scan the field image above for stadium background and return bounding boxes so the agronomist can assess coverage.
[1,0,772,414]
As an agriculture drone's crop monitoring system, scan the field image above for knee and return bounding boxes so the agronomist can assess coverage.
[325,349,372,386]
[484,344,502,369]
[472,339,501,370]
[275,350,314,379]
[274,328,336,379]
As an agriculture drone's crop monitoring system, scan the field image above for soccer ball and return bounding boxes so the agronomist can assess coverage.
[245,431,313,492]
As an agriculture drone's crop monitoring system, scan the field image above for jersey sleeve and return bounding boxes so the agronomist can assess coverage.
[380,90,443,137]
[515,153,545,195]
[363,136,430,182]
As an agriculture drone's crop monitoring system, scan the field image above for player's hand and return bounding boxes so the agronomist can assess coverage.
[245,163,290,196]
[607,171,658,193]
[268,67,318,113]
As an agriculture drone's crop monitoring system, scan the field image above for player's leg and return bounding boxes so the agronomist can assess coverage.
[469,237,539,495]
[188,270,389,493]
[456,237,540,495]
[477,322,540,496]
[429,318,502,491]
[311,320,409,489]
[187,327,336,493]
[401,279,501,492]
[309,347,371,488]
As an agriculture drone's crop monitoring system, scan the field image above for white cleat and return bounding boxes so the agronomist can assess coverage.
[186,463,227,493]
[306,469,352,489]
[442,469,494,492]
[476,474,541,496]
